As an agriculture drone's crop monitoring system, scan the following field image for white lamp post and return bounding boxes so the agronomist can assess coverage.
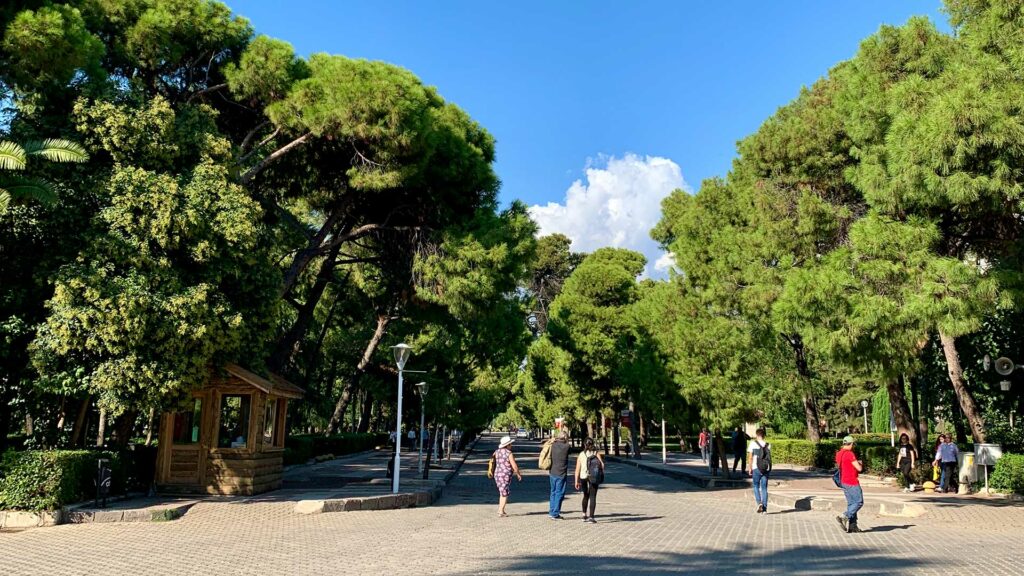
[391,343,412,494]
[861,399,869,433]
[661,403,667,465]
[415,382,429,474]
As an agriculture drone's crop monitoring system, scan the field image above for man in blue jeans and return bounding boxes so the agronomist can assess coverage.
[748,428,770,514]
[835,435,864,533]
[548,431,571,519]
[933,434,959,493]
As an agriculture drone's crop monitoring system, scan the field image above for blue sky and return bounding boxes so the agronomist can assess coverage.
[233,0,948,274]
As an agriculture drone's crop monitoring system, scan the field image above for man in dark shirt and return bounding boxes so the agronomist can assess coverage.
[548,430,571,519]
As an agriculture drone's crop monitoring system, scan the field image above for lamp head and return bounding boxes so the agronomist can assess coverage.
[392,343,413,370]
[860,400,869,409]
[415,381,429,396]
[983,354,992,372]
[995,357,1016,376]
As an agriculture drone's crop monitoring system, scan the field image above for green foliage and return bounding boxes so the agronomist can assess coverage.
[989,453,1024,495]
[766,439,843,468]
[871,388,890,433]
[283,433,387,466]
[1,4,105,89]
[0,448,155,511]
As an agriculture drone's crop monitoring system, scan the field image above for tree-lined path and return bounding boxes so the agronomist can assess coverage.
[2,434,1022,575]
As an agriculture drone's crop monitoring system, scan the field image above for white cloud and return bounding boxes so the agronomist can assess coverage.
[529,154,688,278]
[654,252,677,273]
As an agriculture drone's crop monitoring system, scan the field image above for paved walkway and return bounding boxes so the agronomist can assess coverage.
[1,434,1023,575]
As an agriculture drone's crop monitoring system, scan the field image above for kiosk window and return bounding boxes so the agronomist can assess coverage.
[218,394,251,448]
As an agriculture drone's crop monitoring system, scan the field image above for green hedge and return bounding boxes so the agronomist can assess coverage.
[284,432,388,466]
[990,453,1024,495]
[0,446,157,511]
[767,439,842,468]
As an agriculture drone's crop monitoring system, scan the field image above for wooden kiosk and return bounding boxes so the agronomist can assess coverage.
[155,364,305,495]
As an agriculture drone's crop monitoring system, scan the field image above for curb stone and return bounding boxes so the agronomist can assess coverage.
[294,434,480,515]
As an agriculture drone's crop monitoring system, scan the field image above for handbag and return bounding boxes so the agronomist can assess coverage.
[487,452,496,479]
[832,468,842,488]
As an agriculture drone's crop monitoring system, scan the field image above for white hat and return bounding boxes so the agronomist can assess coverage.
[499,435,514,448]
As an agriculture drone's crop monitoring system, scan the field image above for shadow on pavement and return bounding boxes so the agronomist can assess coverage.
[448,546,935,575]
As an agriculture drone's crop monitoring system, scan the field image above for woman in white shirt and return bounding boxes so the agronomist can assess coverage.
[574,438,605,523]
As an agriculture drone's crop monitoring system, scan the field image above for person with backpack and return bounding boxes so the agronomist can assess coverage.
[574,437,605,523]
[835,435,864,533]
[544,430,571,519]
[748,428,771,514]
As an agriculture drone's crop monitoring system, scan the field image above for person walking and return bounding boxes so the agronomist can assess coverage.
[698,427,710,463]
[748,428,771,514]
[933,434,960,494]
[492,435,522,517]
[835,435,864,533]
[547,430,571,519]
[575,437,604,523]
[732,426,749,474]
[708,430,721,476]
[896,433,917,492]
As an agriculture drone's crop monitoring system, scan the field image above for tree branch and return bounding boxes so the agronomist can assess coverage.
[239,128,281,164]
[240,120,271,153]
[188,82,228,102]
[240,133,312,185]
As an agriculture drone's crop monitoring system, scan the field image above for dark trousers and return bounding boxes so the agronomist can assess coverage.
[732,451,747,472]
[581,481,599,518]
[940,461,958,492]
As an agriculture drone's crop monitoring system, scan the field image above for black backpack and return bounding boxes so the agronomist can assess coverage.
[756,441,772,474]
[587,454,604,485]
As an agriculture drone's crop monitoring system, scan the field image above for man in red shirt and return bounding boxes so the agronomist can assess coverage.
[698,428,709,463]
[835,435,864,533]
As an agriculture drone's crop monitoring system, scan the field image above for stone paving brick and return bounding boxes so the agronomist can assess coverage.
[1,435,1022,575]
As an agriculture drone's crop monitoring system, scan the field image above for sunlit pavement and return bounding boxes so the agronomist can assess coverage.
[2,433,1023,575]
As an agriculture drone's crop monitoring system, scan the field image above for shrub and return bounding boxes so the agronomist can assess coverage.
[0,445,156,511]
[990,453,1024,495]
[767,439,842,468]
[284,433,388,466]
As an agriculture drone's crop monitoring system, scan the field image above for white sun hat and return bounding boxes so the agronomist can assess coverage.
[499,435,515,448]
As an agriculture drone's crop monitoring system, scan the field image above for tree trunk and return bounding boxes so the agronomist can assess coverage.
[70,395,91,447]
[95,407,107,447]
[938,331,987,442]
[910,377,926,453]
[628,399,641,459]
[326,313,391,435]
[271,241,345,374]
[144,408,156,446]
[952,402,969,445]
[887,375,918,447]
[357,393,374,433]
[278,208,346,298]
[111,410,138,448]
[802,393,822,442]
[612,418,620,456]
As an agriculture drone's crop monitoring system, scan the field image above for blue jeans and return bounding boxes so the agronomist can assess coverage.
[549,475,567,517]
[841,483,864,522]
[752,469,768,508]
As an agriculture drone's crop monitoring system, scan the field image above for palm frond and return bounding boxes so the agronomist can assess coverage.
[0,189,10,215]
[0,140,27,171]
[23,138,89,163]
[0,174,57,206]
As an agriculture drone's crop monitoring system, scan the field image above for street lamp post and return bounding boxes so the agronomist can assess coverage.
[661,403,667,465]
[861,400,869,433]
[391,344,413,494]
[415,382,429,474]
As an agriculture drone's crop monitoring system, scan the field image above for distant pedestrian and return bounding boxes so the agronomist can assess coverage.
[492,435,522,517]
[732,426,749,474]
[708,430,721,476]
[575,437,605,523]
[547,430,571,519]
[933,434,959,494]
[389,430,396,447]
[748,428,771,514]
[698,428,710,463]
[407,429,416,450]
[896,433,917,492]
[835,435,864,533]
